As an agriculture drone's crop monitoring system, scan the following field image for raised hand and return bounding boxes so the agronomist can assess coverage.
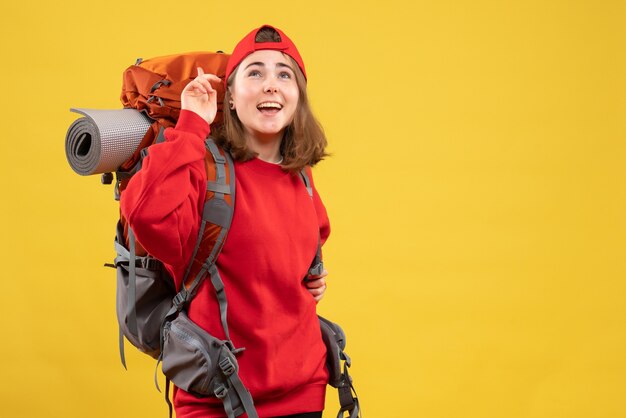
[181,67,222,125]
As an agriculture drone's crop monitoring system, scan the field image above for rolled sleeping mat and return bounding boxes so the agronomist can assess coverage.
[65,108,152,176]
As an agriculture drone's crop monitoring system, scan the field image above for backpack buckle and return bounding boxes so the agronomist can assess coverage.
[141,257,160,270]
[219,357,236,376]
[308,262,324,276]
[172,291,187,310]
[214,384,227,399]
[211,152,226,164]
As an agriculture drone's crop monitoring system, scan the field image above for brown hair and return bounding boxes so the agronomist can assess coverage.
[214,27,328,172]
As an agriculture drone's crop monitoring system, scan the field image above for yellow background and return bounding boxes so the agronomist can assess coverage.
[1,0,625,417]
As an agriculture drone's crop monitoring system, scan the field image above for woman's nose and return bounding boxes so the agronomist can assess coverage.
[264,81,279,94]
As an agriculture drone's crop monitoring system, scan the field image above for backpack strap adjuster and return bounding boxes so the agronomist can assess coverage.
[211,152,226,165]
[214,384,228,399]
[308,262,324,276]
[141,257,160,270]
[219,357,236,376]
[172,291,187,311]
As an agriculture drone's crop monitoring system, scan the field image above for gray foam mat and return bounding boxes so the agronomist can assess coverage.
[65,108,152,176]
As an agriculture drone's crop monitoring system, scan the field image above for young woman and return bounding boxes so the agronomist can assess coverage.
[121,25,331,418]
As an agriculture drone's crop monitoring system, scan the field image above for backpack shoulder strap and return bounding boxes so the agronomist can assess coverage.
[301,168,361,418]
[299,168,324,276]
[170,138,237,341]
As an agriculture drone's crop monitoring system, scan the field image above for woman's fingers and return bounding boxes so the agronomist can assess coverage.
[308,284,326,296]
[191,79,207,94]
[307,269,328,303]
[192,74,221,95]
[305,276,327,303]
[305,277,326,289]
[195,68,221,87]
[207,74,222,84]
[181,70,220,124]
[312,285,326,302]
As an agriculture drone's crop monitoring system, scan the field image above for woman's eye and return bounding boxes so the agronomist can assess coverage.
[248,70,262,77]
[279,71,292,79]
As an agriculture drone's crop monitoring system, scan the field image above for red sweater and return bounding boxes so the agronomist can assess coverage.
[121,110,330,417]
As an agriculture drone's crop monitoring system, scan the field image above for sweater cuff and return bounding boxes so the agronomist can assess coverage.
[174,110,211,139]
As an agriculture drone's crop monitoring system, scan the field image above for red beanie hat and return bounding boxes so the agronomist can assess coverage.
[225,25,307,84]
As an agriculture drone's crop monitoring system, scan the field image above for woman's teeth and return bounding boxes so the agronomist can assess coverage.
[257,102,282,109]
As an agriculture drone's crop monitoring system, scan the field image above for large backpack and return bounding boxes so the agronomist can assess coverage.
[110,52,360,418]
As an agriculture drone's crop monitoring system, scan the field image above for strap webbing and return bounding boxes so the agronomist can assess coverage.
[215,356,258,418]
[299,168,313,198]
[127,227,138,337]
[118,328,127,370]
[206,140,227,182]
[226,373,258,418]
[299,168,324,276]
[156,126,167,144]
[114,232,130,369]
[337,362,360,418]
[180,139,237,343]
[209,264,231,342]
[300,168,360,418]
[207,181,231,194]
[181,216,209,291]
[165,378,174,418]
[222,390,236,418]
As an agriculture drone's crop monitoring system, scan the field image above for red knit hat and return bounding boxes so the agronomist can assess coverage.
[225,25,307,84]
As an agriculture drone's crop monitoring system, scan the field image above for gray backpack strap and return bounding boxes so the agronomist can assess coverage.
[127,227,139,338]
[178,138,234,296]
[114,226,138,370]
[299,167,313,198]
[155,126,167,144]
[208,264,235,343]
[300,168,361,418]
[114,234,131,369]
[214,356,258,418]
[172,139,237,341]
[336,351,360,418]
[204,140,237,343]
[299,168,324,276]
[319,316,361,418]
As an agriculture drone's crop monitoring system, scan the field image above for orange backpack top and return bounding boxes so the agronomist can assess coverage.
[118,51,230,173]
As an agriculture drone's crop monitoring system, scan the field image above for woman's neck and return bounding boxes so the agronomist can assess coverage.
[245,131,283,164]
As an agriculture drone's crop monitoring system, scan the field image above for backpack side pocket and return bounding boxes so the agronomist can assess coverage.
[161,312,239,396]
[115,220,175,359]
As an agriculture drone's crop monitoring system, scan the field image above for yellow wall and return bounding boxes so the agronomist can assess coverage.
[1,0,625,417]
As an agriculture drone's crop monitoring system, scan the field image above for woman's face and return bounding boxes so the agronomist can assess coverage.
[229,50,300,143]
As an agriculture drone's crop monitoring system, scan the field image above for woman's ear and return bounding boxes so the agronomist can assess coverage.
[226,85,235,110]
